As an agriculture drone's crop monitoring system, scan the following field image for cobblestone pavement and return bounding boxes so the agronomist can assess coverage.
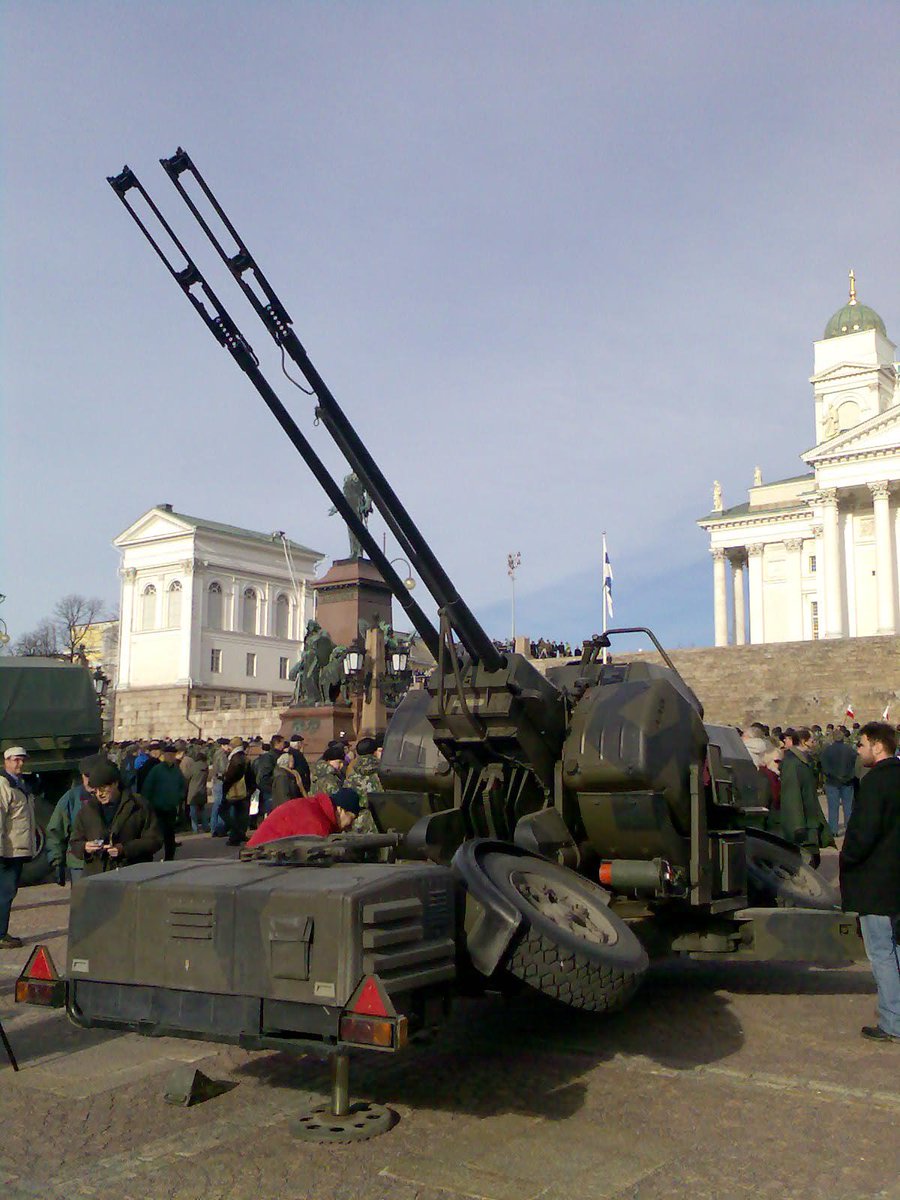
[1,845,898,1200]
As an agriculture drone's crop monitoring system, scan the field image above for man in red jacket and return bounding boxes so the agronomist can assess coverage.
[247,788,361,846]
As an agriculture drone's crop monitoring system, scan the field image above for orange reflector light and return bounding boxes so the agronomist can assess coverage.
[339,1014,407,1050]
[16,944,65,1007]
[352,976,390,1017]
[599,862,613,887]
[15,978,66,1007]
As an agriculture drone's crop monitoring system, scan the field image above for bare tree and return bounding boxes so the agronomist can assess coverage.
[54,594,108,661]
[15,618,61,657]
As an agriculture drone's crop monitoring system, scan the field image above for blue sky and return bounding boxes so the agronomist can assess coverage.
[2,2,897,651]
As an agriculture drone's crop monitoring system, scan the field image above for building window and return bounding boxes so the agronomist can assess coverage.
[242,587,258,635]
[246,652,257,677]
[210,648,222,673]
[279,656,289,680]
[275,593,290,639]
[808,555,817,574]
[207,582,223,630]
[141,584,157,630]
[167,580,182,627]
[811,601,819,641]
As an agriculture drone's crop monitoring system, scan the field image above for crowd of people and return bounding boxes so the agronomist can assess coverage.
[0,731,386,948]
[740,717,899,1044]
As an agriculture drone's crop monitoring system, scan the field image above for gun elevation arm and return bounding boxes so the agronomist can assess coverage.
[107,166,441,661]
[158,148,502,673]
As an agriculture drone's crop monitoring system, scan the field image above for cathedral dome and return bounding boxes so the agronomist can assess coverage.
[823,271,886,339]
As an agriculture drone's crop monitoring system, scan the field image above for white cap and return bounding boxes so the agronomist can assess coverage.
[3,746,28,759]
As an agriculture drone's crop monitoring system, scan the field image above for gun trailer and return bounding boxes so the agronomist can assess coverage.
[19,149,866,1138]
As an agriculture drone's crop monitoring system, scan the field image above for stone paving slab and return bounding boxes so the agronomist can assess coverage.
[2,868,899,1200]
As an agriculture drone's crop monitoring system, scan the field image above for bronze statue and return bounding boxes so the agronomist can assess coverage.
[292,619,337,706]
[329,472,373,559]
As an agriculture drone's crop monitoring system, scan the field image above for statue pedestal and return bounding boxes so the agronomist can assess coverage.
[312,557,393,647]
[278,705,356,762]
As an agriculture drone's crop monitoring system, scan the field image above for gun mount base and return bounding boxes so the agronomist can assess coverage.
[294,1053,399,1142]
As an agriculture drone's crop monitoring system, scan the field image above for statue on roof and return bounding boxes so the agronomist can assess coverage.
[712,480,723,512]
[753,466,762,487]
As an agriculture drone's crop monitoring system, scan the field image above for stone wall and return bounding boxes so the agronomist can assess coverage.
[570,635,900,727]
[113,687,290,742]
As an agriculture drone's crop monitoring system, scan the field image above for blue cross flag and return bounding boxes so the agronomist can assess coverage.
[602,535,614,620]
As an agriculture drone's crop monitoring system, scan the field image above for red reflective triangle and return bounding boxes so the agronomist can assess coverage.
[353,976,389,1017]
[26,945,58,981]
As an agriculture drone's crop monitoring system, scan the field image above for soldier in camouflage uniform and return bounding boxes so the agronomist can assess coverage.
[311,741,346,797]
[345,735,384,834]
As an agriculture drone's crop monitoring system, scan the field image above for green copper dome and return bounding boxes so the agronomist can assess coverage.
[824,303,886,340]
[824,271,886,339]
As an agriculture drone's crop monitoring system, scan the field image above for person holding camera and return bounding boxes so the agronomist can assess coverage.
[70,760,162,877]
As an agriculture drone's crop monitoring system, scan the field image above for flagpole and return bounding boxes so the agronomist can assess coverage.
[601,532,608,664]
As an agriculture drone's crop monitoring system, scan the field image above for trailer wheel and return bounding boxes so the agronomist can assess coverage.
[746,836,839,910]
[481,853,648,1012]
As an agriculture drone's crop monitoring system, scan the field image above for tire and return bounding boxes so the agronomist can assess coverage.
[746,836,839,910]
[20,824,54,887]
[480,853,648,1012]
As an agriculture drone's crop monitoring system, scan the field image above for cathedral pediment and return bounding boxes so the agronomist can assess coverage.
[114,507,196,546]
[803,406,900,464]
[809,361,882,384]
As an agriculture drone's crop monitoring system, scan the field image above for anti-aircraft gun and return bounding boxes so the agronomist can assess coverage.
[27,150,863,1137]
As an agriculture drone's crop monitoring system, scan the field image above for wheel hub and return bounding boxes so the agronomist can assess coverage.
[511,871,618,944]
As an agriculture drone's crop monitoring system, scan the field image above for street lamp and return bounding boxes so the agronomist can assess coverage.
[342,638,366,678]
[507,551,521,643]
[389,645,410,675]
[91,666,109,699]
[388,557,416,590]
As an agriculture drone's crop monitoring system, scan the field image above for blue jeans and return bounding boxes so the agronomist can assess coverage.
[0,858,25,939]
[68,866,84,885]
[189,803,208,833]
[209,779,226,835]
[859,914,900,1037]
[824,782,854,833]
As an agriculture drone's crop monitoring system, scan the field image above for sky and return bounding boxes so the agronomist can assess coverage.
[2,1,897,653]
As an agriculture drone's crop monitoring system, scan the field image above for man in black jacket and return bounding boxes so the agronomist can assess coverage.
[70,760,162,877]
[839,721,900,1044]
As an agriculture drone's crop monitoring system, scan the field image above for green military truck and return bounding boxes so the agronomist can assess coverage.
[0,657,103,884]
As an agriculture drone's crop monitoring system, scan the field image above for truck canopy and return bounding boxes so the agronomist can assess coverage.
[0,657,102,774]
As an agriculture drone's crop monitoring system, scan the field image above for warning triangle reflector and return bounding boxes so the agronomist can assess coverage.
[23,945,59,982]
[352,976,389,1017]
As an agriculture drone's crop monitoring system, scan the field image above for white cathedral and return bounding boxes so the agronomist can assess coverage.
[699,274,899,646]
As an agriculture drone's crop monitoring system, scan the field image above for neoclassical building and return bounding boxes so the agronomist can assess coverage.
[699,275,899,646]
[114,505,322,695]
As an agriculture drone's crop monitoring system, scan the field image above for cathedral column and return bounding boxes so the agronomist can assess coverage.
[785,539,805,641]
[869,481,896,634]
[748,544,765,644]
[821,490,846,638]
[730,552,746,645]
[712,548,728,647]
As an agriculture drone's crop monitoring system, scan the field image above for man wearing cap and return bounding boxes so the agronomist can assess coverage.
[288,734,311,794]
[222,737,252,846]
[70,760,162,876]
[0,747,37,949]
[141,744,187,860]
[247,788,361,845]
[177,741,210,834]
[45,755,99,885]
[135,740,163,793]
[312,741,346,797]
[345,735,384,834]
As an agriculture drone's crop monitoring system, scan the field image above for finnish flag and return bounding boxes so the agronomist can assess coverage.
[602,538,614,619]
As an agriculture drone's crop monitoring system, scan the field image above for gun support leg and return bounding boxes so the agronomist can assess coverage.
[330,1051,350,1117]
[293,1051,399,1143]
